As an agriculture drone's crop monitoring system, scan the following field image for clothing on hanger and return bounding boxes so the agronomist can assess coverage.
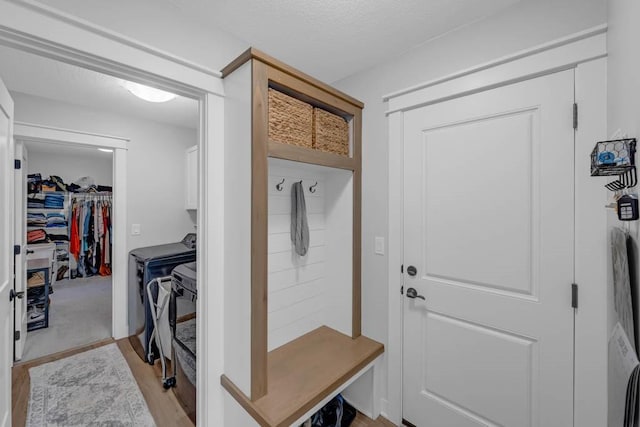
[68,194,113,278]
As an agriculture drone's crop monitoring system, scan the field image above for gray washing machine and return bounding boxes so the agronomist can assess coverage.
[128,233,196,363]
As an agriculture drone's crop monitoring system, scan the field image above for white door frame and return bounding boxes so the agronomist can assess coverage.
[0,3,226,426]
[13,122,129,341]
[385,25,608,426]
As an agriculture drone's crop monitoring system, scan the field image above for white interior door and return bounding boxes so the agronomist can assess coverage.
[402,70,575,427]
[13,141,27,361]
[0,77,15,427]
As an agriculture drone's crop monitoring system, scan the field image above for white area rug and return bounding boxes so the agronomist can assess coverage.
[27,343,156,427]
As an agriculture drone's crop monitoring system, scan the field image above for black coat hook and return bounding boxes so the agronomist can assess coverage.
[276,178,285,191]
[309,182,318,193]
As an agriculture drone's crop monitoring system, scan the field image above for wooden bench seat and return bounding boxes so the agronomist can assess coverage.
[221,326,384,427]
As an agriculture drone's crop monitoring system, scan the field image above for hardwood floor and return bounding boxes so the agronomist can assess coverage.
[118,338,194,427]
[353,413,397,427]
[12,337,393,427]
[11,337,193,427]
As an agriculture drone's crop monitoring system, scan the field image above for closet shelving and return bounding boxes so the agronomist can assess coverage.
[27,191,70,280]
[221,48,383,426]
[26,257,51,331]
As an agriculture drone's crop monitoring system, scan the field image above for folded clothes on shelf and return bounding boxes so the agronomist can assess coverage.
[44,193,64,209]
[27,229,49,244]
[27,212,47,226]
[46,218,67,227]
[27,194,45,208]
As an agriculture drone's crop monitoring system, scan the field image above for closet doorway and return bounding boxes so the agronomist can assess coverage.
[15,136,117,362]
[3,41,201,427]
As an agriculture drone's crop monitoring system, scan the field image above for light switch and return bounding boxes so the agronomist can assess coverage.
[131,224,141,236]
[375,236,385,255]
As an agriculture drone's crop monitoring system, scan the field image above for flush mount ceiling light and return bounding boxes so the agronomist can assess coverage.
[121,80,177,103]
[98,148,113,153]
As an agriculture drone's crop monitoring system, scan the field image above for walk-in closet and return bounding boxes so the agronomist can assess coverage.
[20,142,114,361]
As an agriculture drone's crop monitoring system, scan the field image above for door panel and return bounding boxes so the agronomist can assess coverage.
[424,112,536,296]
[403,71,574,427]
[13,142,27,360]
[422,312,535,426]
[0,77,14,427]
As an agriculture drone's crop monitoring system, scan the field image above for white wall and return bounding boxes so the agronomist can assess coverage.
[332,0,607,417]
[607,1,640,423]
[12,91,197,252]
[26,148,112,187]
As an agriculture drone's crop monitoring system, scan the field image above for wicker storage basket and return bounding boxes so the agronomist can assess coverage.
[268,88,313,148]
[313,108,350,156]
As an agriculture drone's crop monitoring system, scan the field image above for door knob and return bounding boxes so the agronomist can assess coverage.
[407,266,417,276]
[406,287,425,300]
[9,289,24,302]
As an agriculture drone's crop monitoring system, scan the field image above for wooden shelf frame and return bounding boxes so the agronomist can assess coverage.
[268,140,357,170]
[224,47,367,403]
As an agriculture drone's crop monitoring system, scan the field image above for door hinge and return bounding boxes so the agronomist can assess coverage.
[14,159,21,169]
[573,103,578,130]
[571,283,578,308]
[14,245,20,255]
[401,285,404,295]
[14,330,20,341]
[401,264,404,273]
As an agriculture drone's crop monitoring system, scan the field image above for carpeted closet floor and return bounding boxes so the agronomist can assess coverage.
[21,276,112,361]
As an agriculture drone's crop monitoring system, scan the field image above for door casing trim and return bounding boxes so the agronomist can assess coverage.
[386,28,608,426]
[0,4,226,426]
[13,122,129,343]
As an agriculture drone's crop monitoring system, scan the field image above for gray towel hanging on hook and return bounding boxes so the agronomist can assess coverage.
[291,181,310,256]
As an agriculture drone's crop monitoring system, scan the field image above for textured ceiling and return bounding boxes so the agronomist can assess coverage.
[165,0,521,82]
[40,0,521,82]
[0,1,522,127]
[0,45,199,129]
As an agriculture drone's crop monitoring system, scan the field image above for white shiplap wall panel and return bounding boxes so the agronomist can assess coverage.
[268,262,325,293]
[268,246,325,273]
[269,288,325,330]
[268,159,327,351]
[269,298,323,334]
[268,230,325,253]
[268,311,326,351]
[268,213,325,234]
[269,195,324,215]
[268,279,325,313]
